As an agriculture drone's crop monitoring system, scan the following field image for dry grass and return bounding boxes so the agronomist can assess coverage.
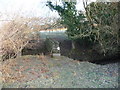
[1,59,25,83]
[38,54,46,60]
[1,55,50,83]
[2,64,15,83]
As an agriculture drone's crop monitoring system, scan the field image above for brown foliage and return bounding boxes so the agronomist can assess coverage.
[0,17,34,61]
[0,15,60,61]
[0,16,49,61]
[1,59,24,83]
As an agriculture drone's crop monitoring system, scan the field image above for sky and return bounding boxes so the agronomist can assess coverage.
[0,0,56,18]
[0,0,118,19]
[0,0,97,20]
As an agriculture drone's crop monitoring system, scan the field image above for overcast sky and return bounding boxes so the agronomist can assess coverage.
[0,0,54,18]
[0,0,97,19]
[0,0,118,19]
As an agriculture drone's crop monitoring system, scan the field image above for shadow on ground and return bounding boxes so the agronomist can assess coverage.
[89,56,120,65]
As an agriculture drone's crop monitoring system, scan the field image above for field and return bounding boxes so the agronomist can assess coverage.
[1,55,119,88]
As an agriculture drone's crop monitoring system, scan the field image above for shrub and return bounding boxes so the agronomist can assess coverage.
[47,1,120,57]
[0,16,33,61]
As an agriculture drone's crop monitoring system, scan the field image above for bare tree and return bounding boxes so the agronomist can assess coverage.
[0,16,34,60]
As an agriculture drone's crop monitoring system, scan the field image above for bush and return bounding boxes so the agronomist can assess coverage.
[0,16,33,61]
[84,2,120,55]
[47,1,120,61]
[47,1,120,60]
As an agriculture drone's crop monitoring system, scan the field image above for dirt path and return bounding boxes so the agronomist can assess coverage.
[1,55,119,88]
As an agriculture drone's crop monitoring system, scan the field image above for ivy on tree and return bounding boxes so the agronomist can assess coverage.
[47,1,119,55]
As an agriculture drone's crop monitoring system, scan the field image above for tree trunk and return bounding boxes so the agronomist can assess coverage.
[72,41,75,49]
[17,51,21,57]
